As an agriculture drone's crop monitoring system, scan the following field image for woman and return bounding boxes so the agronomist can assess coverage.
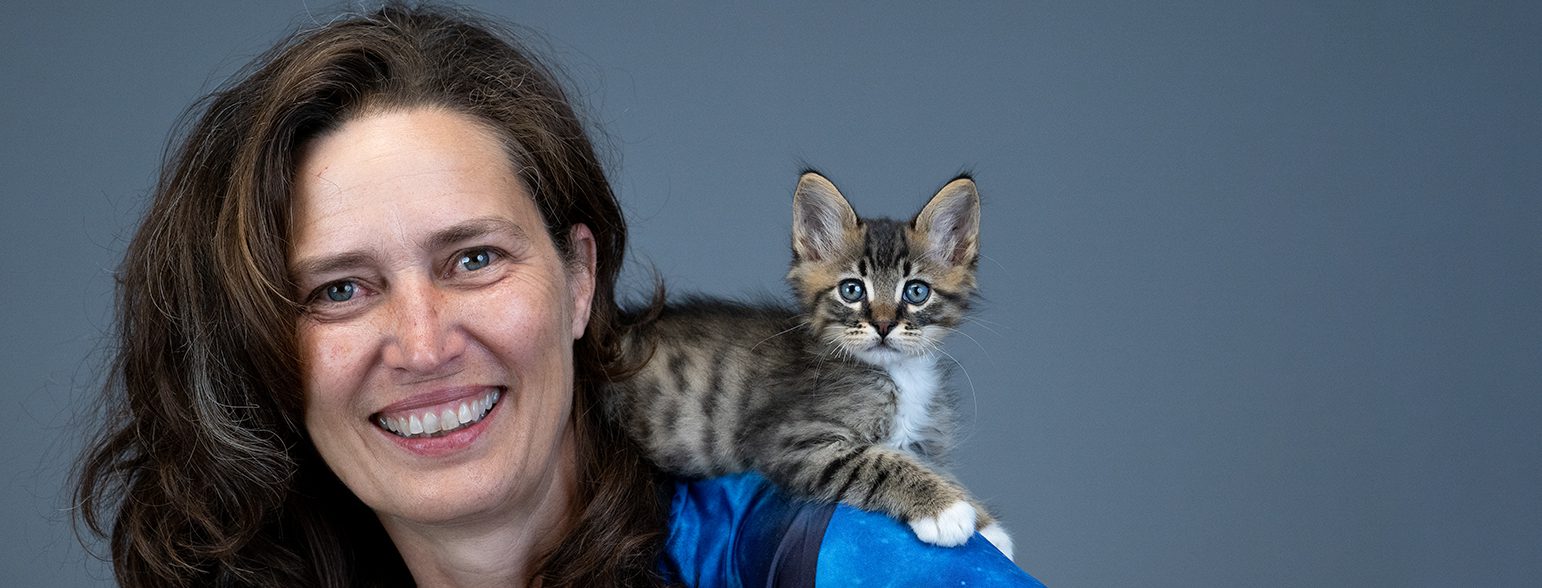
[74,4,1039,586]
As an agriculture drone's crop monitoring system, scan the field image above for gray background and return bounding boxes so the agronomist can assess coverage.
[3,1,1538,586]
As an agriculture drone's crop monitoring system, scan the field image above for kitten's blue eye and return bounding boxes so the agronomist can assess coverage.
[324,281,356,303]
[903,280,931,305]
[838,279,866,303]
[459,249,493,271]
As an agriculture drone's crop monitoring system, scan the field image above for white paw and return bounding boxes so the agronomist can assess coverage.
[909,500,977,547]
[979,522,1015,561]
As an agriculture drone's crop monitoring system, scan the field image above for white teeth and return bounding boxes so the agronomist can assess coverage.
[378,389,502,439]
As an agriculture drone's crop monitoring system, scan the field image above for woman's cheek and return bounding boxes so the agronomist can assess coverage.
[299,325,364,405]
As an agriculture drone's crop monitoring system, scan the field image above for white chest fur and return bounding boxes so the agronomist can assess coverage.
[882,355,943,450]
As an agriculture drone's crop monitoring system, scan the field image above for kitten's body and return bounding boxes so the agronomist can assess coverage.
[606,173,1012,557]
[614,297,954,473]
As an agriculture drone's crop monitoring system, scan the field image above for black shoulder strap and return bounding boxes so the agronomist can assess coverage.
[766,501,837,588]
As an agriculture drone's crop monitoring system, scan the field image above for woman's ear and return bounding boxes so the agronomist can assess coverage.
[566,223,598,340]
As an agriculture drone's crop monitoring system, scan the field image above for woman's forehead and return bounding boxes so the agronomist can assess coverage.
[289,108,537,260]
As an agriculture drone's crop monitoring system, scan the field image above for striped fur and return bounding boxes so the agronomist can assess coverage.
[605,172,1009,552]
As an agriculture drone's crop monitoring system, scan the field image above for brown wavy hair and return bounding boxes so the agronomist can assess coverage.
[73,3,671,586]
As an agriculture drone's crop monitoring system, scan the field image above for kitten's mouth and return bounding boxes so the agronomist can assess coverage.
[871,335,920,352]
[853,341,919,365]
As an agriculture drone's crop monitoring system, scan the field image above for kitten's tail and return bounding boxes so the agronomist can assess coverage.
[608,268,669,381]
[619,272,669,327]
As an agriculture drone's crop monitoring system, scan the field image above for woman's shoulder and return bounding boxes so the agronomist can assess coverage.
[663,473,1044,587]
[816,501,1045,587]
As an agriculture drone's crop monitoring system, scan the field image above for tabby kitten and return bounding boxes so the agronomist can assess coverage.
[606,171,1012,558]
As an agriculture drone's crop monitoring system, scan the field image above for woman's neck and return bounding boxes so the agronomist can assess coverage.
[381,432,579,588]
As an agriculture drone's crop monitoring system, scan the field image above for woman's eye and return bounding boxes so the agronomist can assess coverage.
[458,248,494,271]
[903,280,931,305]
[838,279,866,303]
[323,281,356,303]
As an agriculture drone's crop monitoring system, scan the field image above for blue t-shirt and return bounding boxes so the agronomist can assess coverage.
[662,473,1045,587]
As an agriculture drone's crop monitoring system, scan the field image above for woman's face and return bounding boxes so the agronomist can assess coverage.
[289,108,595,528]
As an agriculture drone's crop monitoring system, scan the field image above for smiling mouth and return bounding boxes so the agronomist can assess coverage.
[375,388,502,438]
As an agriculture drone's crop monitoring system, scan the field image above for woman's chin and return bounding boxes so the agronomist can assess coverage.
[354,391,526,526]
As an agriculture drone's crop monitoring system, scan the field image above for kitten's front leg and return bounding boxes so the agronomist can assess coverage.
[760,430,980,547]
[970,499,1015,560]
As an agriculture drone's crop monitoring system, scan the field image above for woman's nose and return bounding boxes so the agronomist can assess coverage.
[382,278,466,376]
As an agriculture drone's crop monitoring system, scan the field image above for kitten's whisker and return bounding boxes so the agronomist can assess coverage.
[965,315,1006,327]
[935,325,989,355]
[978,251,1009,273]
[750,321,810,353]
[960,316,1003,337]
[815,334,852,363]
[927,342,981,447]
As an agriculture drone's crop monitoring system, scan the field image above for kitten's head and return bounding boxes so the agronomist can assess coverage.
[787,171,980,366]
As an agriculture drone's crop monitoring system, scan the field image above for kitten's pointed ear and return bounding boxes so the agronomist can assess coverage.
[792,172,859,262]
[914,177,980,267]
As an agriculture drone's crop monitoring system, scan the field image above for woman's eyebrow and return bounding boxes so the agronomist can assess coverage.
[290,251,375,281]
[290,218,528,281]
[421,216,529,253]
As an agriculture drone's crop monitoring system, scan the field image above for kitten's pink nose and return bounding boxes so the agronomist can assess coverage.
[874,321,896,338]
